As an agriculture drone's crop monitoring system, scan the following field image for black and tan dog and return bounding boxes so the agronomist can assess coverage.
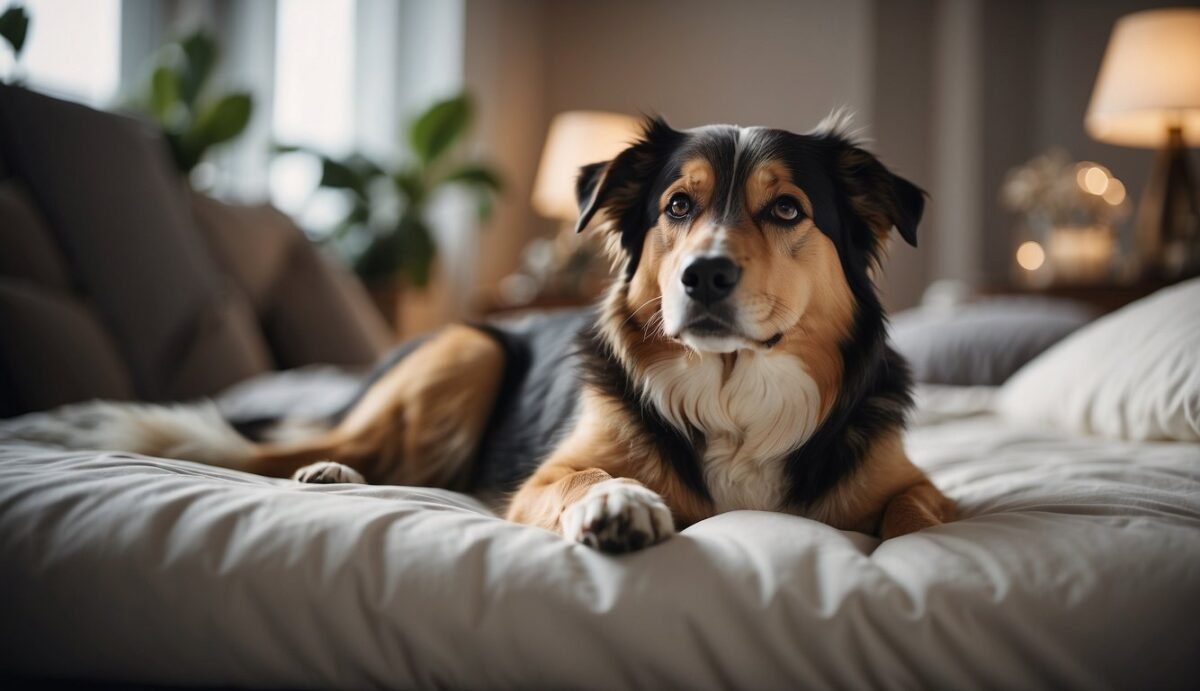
[11,115,954,553]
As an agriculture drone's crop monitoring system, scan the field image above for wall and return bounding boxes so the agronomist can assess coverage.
[464,0,552,294]
[542,0,873,132]
[870,0,938,309]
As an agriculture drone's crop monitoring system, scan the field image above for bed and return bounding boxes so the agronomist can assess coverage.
[2,282,1199,689]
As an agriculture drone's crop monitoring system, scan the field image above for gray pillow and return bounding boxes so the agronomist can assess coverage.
[890,297,1094,386]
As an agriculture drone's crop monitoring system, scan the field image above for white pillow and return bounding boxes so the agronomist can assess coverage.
[997,278,1200,442]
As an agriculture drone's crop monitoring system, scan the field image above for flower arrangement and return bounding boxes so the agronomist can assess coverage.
[1002,149,1130,227]
[1002,149,1132,284]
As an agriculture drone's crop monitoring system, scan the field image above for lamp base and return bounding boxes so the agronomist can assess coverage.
[1136,127,1200,280]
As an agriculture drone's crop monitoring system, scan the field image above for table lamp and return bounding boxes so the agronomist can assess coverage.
[497,111,641,306]
[532,111,643,226]
[1085,7,1200,279]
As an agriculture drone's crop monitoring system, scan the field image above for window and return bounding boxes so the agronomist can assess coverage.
[0,0,121,107]
[270,0,356,228]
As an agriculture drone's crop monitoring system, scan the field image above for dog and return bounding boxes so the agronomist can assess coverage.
[3,114,955,553]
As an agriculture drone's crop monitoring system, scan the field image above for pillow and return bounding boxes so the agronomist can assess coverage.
[997,278,1200,442]
[890,297,1094,385]
[0,280,135,415]
[190,191,392,368]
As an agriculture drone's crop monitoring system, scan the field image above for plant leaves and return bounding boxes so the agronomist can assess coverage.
[345,153,385,180]
[191,92,253,146]
[329,201,370,241]
[178,31,217,106]
[165,132,202,174]
[408,93,471,165]
[392,170,426,205]
[353,229,404,284]
[0,5,30,58]
[475,194,494,222]
[440,163,503,192]
[320,157,366,193]
[149,66,180,122]
[398,215,437,287]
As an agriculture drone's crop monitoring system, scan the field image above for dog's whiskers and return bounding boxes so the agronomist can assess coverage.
[622,296,663,330]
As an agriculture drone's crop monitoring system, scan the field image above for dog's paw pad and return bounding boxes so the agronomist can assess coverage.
[292,461,365,484]
[561,480,675,553]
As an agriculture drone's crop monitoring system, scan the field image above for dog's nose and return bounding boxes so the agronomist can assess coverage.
[682,256,741,304]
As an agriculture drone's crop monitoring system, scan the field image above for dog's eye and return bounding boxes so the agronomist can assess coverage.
[666,193,693,220]
[773,197,801,222]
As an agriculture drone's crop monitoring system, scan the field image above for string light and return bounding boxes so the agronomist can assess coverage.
[1016,241,1046,271]
[1080,166,1110,195]
[1102,178,1126,205]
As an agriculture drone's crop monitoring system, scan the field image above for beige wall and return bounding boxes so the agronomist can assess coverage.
[541,0,873,132]
[464,0,554,295]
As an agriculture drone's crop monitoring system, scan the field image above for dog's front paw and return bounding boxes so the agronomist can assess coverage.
[292,461,365,484]
[561,480,675,553]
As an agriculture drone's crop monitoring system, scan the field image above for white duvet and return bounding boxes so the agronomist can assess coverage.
[1,386,1198,689]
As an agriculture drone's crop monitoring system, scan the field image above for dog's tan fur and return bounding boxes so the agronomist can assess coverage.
[248,325,505,489]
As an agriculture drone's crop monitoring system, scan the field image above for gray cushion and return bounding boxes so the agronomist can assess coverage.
[0,85,270,400]
[890,297,1095,386]
[0,182,70,289]
[0,280,135,415]
[190,191,390,368]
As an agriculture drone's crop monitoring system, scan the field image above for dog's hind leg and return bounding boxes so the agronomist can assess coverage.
[246,324,507,488]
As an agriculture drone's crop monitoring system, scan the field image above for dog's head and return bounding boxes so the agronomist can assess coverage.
[577,115,923,354]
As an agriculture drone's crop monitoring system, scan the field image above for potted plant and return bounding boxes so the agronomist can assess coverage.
[283,93,502,325]
[1002,149,1131,285]
[128,30,253,178]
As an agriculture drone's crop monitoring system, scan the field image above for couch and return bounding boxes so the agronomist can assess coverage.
[0,84,391,418]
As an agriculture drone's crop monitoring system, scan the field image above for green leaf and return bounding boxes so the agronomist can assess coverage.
[271,142,303,155]
[178,31,217,106]
[149,66,180,122]
[398,215,437,288]
[475,194,494,222]
[353,229,404,283]
[165,132,202,174]
[0,5,29,59]
[392,170,426,205]
[408,93,471,165]
[191,92,253,146]
[344,153,384,178]
[320,157,365,193]
[440,163,503,192]
[346,202,370,226]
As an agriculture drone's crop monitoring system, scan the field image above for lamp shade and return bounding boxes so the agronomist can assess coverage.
[1085,8,1200,148]
[531,111,643,221]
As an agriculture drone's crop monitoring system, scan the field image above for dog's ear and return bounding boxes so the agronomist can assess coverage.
[825,138,925,249]
[574,116,682,237]
[575,161,608,227]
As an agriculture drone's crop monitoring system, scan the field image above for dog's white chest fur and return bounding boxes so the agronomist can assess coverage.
[641,351,820,512]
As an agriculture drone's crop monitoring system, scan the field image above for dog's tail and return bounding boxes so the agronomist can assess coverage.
[0,400,324,470]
